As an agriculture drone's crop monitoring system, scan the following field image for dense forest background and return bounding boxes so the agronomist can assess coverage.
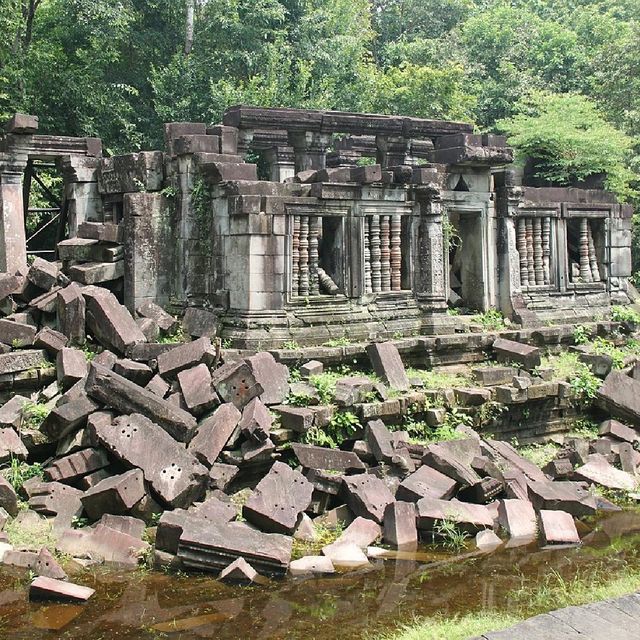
[1,1,639,249]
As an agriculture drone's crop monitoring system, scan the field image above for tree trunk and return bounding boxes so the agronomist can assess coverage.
[184,0,195,55]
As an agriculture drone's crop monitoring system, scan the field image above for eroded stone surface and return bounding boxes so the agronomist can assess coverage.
[341,474,395,524]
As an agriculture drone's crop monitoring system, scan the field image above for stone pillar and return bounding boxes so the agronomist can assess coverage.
[61,156,103,234]
[376,135,409,167]
[265,146,295,182]
[0,156,29,274]
[413,187,446,310]
[288,131,331,173]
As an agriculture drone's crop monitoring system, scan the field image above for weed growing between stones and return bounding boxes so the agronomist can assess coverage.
[291,522,345,559]
[611,305,640,325]
[428,519,469,552]
[5,516,56,552]
[157,323,187,344]
[2,457,43,492]
[471,309,507,331]
[516,442,561,468]
[20,401,50,430]
[573,323,593,344]
[301,411,361,449]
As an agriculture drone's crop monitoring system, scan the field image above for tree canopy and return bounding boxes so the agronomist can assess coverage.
[1,0,638,200]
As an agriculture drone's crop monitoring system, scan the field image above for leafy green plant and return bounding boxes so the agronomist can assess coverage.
[611,305,640,324]
[471,309,507,331]
[282,340,300,350]
[301,411,360,449]
[157,323,186,344]
[591,337,626,369]
[569,365,600,405]
[20,401,51,430]
[71,515,90,529]
[430,518,469,552]
[572,324,591,345]
[287,391,315,407]
[3,458,43,492]
[323,336,352,347]
[443,218,462,253]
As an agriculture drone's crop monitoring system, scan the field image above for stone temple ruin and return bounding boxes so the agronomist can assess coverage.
[0,107,633,349]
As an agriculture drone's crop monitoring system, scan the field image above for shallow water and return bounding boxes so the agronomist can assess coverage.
[2,509,640,639]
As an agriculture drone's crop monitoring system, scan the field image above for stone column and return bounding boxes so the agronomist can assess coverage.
[265,146,296,182]
[0,155,29,274]
[288,131,331,173]
[413,186,447,310]
[61,156,103,234]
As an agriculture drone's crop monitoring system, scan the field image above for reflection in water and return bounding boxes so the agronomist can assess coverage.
[1,509,640,639]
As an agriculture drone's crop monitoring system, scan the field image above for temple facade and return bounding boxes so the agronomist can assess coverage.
[0,107,633,348]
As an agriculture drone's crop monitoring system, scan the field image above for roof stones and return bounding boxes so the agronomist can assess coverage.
[341,474,395,524]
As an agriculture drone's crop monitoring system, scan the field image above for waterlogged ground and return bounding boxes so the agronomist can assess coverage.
[1,509,640,639]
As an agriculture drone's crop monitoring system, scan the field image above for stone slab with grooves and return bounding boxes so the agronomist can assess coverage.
[341,474,395,524]
[243,461,313,534]
[44,448,109,483]
[86,363,197,442]
[93,412,207,508]
[177,521,292,577]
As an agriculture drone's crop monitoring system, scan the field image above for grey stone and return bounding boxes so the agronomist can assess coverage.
[365,419,395,463]
[56,347,87,390]
[422,439,483,487]
[493,337,541,370]
[188,403,241,466]
[94,413,208,508]
[0,394,30,428]
[574,453,636,491]
[98,514,146,539]
[156,337,214,378]
[243,461,313,534]
[416,497,493,533]
[80,469,145,520]
[211,360,263,409]
[245,352,289,405]
[41,395,98,440]
[383,501,418,549]
[27,258,61,291]
[34,327,68,354]
[0,476,18,516]
[599,419,639,444]
[300,360,323,378]
[366,342,410,390]
[291,443,366,472]
[56,284,86,344]
[136,300,178,333]
[274,405,314,432]
[44,448,109,483]
[177,364,217,415]
[539,509,580,545]
[145,374,170,398]
[86,363,197,442]
[113,358,154,386]
[341,474,395,524]
[182,307,218,338]
[397,465,458,502]
[334,377,374,406]
[238,397,272,442]
[527,480,597,517]
[0,318,36,346]
[497,499,537,540]
[208,463,239,491]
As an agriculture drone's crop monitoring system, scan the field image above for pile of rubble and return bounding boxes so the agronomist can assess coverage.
[0,260,639,598]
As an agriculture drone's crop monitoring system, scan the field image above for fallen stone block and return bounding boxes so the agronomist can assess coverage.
[0,274,22,302]
[289,555,335,576]
[481,440,547,483]
[177,364,217,415]
[219,557,260,585]
[0,427,28,463]
[527,481,597,517]
[383,501,418,549]
[69,261,124,284]
[300,360,323,379]
[56,347,87,390]
[177,521,292,577]
[56,523,148,566]
[493,337,541,370]
[156,337,214,378]
[28,258,61,291]
[455,387,492,406]
[291,443,366,473]
[34,547,67,580]
[56,284,85,344]
[182,307,218,339]
[3,549,37,568]
[396,465,457,502]
[416,497,493,533]
[321,541,369,569]
[86,363,197,442]
[497,499,537,540]
[245,352,289,405]
[156,511,206,554]
[27,482,83,521]
[80,469,145,520]
[0,394,30,428]
[476,529,502,552]
[98,514,145,539]
[30,576,95,603]
[574,454,636,491]
[366,419,395,463]
[78,469,111,490]
[136,300,178,333]
[471,366,518,387]
[41,395,98,440]
[539,510,580,545]
[542,458,574,480]
[274,405,314,433]
[34,327,68,354]
[136,317,159,342]
[619,443,640,475]
[94,413,207,508]
[366,342,410,391]
[243,461,313,534]
[188,403,241,467]
[0,318,36,346]
[211,361,263,409]
[238,397,272,442]
[44,448,109,483]
[596,370,640,426]
[145,374,170,398]
[113,358,154,386]
[0,476,18,516]
[422,439,482,487]
[208,463,239,491]
[458,476,503,504]
[599,419,639,444]
[334,377,374,406]
[341,474,395,524]
[82,286,145,354]
[0,350,52,375]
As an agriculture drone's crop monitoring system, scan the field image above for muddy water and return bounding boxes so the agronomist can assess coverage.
[2,510,640,639]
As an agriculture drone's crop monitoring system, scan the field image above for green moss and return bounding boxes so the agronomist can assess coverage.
[291,522,344,560]
[517,442,561,468]
[406,368,472,390]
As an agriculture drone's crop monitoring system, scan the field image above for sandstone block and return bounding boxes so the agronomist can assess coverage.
[56,284,86,344]
[383,501,418,549]
[80,469,145,520]
[30,577,94,603]
[245,351,289,405]
[341,474,395,524]
[211,360,263,409]
[188,403,241,466]
[539,509,580,545]
[366,342,410,390]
